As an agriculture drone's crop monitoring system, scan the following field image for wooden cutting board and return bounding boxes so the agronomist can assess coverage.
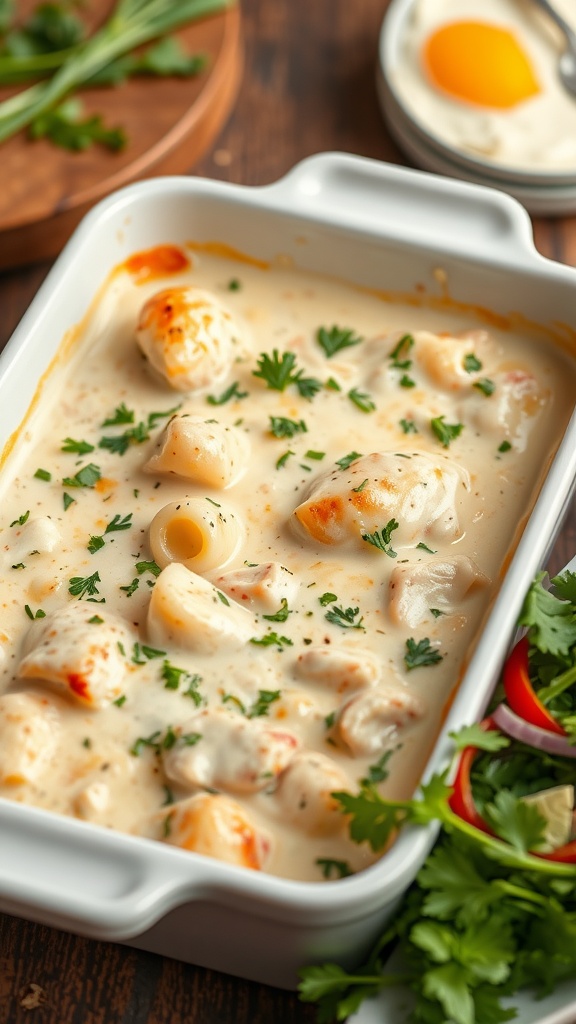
[0,2,242,270]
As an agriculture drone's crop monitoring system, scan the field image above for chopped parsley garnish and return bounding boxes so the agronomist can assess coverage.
[348,387,375,413]
[361,519,399,558]
[62,463,101,488]
[11,563,25,570]
[130,727,180,758]
[24,604,45,620]
[102,403,134,426]
[182,673,203,704]
[61,437,95,454]
[361,750,395,786]
[316,325,363,358]
[253,349,298,391]
[132,643,166,664]
[319,592,337,606]
[88,615,104,624]
[473,377,495,396]
[120,578,139,596]
[404,636,443,670]
[400,418,417,434]
[10,511,30,527]
[305,449,325,461]
[389,333,414,368]
[463,353,482,372]
[325,376,342,391]
[135,560,161,577]
[498,440,512,453]
[63,493,75,511]
[68,571,101,599]
[250,632,294,649]
[276,449,294,470]
[262,598,291,623]
[269,416,307,439]
[247,689,282,718]
[416,542,437,554]
[206,381,248,405]
[431,415,464,448]
[336,451,362,471]
[161,661,203,702]
[216,590,229,605]
[399,374,416,388]
[352,478,368,493]
[88,513,133,553]
[316,858,353,880]
[325,605,365,630]
[253,350,321,400]
[113,695,127,707]
[34,468,51,481]
[228,278,242,290]
[430,608,444,618]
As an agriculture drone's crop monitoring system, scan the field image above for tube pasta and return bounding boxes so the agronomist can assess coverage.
[149,498,243,575]
[144,415,250,488]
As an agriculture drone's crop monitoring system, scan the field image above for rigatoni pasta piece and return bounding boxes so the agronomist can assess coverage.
[149,498,243,574]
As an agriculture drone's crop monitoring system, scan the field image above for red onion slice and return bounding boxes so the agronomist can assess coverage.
[492,702,576,759]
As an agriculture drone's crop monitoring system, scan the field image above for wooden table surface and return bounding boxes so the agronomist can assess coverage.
[1,1,575,1021]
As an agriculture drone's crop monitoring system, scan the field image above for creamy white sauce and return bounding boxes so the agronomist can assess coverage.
[0,247,574,882]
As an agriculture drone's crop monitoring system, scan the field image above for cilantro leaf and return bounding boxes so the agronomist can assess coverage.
[551,569,576,604]
[206,381,248,405]
[448,725,511,753]
[518,572,576,658]
[30,98,126,152]
[268,416,307,439]
[325,605,365,630]
[483,790,547,853]
[253,350,297,391]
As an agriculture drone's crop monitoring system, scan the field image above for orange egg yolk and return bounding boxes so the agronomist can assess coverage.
[423,20,540,109]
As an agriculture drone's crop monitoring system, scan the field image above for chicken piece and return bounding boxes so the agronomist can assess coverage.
[414,329,500,391]
[149,498,243,574]
[0,691,60,785]
[215,561,299,614]
[163,709,299,794]
[136,286,242,392]
[388,555,489,628]
[163,792,272,870]
[295,646,380,694]
[274,751,351,835]
[144,414,250,488]
[73,780,110,821]
[18,603,132,709]
[293,450,469,546]
[4,516,61,563]
[147,562,256,655]
[460,367,549,453]
[337,686,423,758]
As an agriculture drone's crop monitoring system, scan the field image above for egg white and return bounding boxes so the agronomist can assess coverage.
[389,0,576,173]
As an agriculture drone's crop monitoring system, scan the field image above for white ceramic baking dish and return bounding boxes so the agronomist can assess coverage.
[1,153,576,990]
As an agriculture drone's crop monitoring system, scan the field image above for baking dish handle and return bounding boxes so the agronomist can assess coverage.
[0,801,213,941]
[263,152,541,268]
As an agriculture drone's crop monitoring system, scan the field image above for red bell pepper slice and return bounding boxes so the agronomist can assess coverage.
[449,716,576,864]
[502,635,566,737]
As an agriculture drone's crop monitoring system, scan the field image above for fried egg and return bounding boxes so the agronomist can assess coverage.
[390,0,576,173]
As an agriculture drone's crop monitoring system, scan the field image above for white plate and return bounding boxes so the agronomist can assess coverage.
[376,0,576,216]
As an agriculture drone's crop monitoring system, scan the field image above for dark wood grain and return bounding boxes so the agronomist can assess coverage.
[0,1,575,1022]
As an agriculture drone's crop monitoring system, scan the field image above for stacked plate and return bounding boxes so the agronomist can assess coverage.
[377,0,576,216]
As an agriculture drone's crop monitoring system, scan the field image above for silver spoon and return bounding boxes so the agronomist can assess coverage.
[530,0,576,97]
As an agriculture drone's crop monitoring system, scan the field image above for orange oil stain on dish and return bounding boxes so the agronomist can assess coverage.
[423,20,540,109]
[124,245,191,284]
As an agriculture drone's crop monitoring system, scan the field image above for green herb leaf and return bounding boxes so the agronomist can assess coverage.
[62,463,101,488]
[68,571,101,599]
[431,415,464,448]
[206,381,248,405]
[325,605,365,630]
[348,387,375,413]
[336,451,362,471]
[316,325,363,358]
[404,637,443,670]
[361,519,399,557]
[269,416,307,439]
